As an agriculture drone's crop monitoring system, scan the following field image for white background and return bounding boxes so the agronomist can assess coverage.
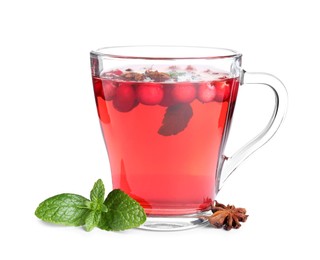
[1,0,319,259]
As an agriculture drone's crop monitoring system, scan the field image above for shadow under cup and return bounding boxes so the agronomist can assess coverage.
[90,46,287,231]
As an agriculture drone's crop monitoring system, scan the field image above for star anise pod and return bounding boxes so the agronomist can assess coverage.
[203,201,248,231]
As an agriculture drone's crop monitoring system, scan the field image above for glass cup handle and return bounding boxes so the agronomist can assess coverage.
[218,70,288,192]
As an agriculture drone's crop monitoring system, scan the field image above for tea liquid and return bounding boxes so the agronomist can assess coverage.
[93,67,239,215]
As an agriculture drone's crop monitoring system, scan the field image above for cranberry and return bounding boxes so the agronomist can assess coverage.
[136,83,164,105]
[197,82,216,103]
[101,69,123,79]
[213,80,231,102]
[171,83,196,103]
[185,65,195,71]
[109,69,123,76]
[92,77,103,97]
[159,84,176,107]
[101,79,117,101]
[113,83,137,112]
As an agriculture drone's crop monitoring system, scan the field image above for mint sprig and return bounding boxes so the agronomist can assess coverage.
[99,189,147,231]
[35,179,146,232]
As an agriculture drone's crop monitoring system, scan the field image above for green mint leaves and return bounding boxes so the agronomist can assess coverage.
[35,179,146,232]
[35,193,91,226]
[158,103,193,136]
[99,189,146,231]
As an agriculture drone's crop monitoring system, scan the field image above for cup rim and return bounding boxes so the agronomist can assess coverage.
[90,45,242,60]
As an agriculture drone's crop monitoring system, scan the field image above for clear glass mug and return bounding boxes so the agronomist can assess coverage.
[90,46,287,231]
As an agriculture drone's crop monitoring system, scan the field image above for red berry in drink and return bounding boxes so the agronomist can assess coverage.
[93,77,103,97]
[101,79,117,101]
[171,83,196,103]
[136,83,164,105]
[197,82,216,103]
[110,69,123,76]
[113,83,137,112]
[213,80,231,102]
[160,85,176,107]
[186,65,195,71]
[101,69,123,79]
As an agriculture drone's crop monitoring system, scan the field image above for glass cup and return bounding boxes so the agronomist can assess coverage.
[90,46,287,231]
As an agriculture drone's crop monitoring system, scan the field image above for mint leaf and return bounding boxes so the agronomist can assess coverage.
[99,189,146,231]
[84,179,107,231]
[35,180,146,232]
[84,210,102,231]
[158,103,193,136]
[90,179,105,208]
[35,194,90,226]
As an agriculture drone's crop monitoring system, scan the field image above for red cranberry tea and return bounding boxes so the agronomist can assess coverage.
[92,66,239,215]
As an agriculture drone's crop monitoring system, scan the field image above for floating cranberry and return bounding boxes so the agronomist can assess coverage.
[113,83,137,112]
[197,82,216,103]
[171,83,196,103]
[213,81,231,102]
[101,69,123,79]
[92,77,103,97]
[136,83,164,105]
[159,85,176,107]
[101,79,117,101]
[109,69,123,76]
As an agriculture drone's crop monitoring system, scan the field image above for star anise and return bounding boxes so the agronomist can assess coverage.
[203,201,248,230]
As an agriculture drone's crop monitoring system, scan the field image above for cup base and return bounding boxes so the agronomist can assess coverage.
[138,211,211,231]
